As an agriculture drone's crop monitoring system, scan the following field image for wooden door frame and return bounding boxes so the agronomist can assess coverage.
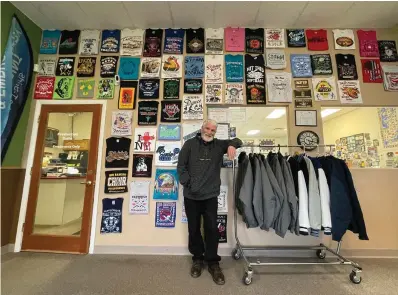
[14,100,107,254]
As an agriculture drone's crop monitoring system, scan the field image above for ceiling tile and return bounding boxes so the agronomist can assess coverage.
[12,1,54,29]
[123,1,172,28]
[255,2,308,28]
[169,2,215,28]
[213,2,262,27]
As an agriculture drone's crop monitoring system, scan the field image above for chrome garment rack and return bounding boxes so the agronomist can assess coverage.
[232,144,362,285]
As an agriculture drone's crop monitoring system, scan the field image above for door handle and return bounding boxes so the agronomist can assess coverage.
[80,180,93,186]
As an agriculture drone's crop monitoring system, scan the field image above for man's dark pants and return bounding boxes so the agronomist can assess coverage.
[184,197,221,265]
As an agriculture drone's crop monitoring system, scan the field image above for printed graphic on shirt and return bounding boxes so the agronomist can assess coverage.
[245,54,266,104]
[245,28,264,53]
[129,181,150,214]
[161,55,183,78]
[225,54,244,82]
[265,50,286,70]
[184,79,203,94]
[132,154,153,177]
[184,56,204,79]
[205,28,224,54]
[138,101,159,126]
[290,54,312,78]
[155,142,181,166]
[161,101,182,123]
[181,202,188,223]
[381,65,398,91]
[158,124,181,141]
[155,202,177,227]
[182,95,204,119]
[294,80,309,89]
[100,56,119,78]
[40,30,61,54]
[266,72,292,103]
[163,79,180,99]
[335,54,358,80]
[333,29,355,50]
[119,81,137,109]
[265,28,285,48]
[205,55,223,83]
[79,29,100,55]
[295,98,313,108]
[310,54,333,75]
[111,111,133,136]
[186,28,205,54]
[225,27,244,52]
[154,170,179,200]
[104,171,128,194]
[121,28,144,56]
[378,40,398,62]
[217,186,228,213]
[53,77,74,100]
[143,29,163,57]
[217,215,227,243]
[100,198,123,233]
[105,137,131,168]
[77,57,96,77]
[58,30,80,54]
[77,79,95,98]
[34,77,55,99]
[164,29,184,54]
[357,30,379,57]
[97,79,115,99]
[338,80,363,104]
[100,30,120,53]
[312,77,337,101]
[139,79,160,99]
[133,127,157,152]
[306,29,328,51]
[294,90,312,99]
[287,29,306,48]
[361,59,383,83]
[118,57,140,80]
[205,84,223,104]
[225,83,244,104]
[140,57,161,78]
[38,56,57,76]
[56,57,75,76]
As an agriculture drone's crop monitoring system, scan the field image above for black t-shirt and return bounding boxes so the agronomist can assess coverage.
[132,154,153,177]
[163,79,180,99]
[143,29,163,57]
[184,79,203,94]
[56,57,75,76]
[378,40,398,62]
[138,101,159,126]
[310,54,333,75]
[245,28,264,54]
[100,56,119,78]
[104,172,128,194]
[161,101,182,122]
[186,28,205,54]
[287,29,306,47]
[335,54,358,80]
[245,54,266,104]
[58,30,80,54]
[105,137,131,168]
[77,57,96,77]
[100,197,124,233]
[138,79,160,99]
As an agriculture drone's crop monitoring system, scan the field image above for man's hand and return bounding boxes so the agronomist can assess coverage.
[227,146,237,160]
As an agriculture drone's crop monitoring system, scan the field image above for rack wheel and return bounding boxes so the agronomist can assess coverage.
[349,271,362,284]
[232,248,242,260]
[316,249,326,259]
[242,272,252,285]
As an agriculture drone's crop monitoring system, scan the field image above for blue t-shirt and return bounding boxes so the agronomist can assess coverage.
[101,30,121,53]
[164,29,185,54]
[40,30,61,54]
[118,57,140,80]
[291,54,313,78]
[184,56,204,79]
[100,198,123,234]
[225,54,244,82]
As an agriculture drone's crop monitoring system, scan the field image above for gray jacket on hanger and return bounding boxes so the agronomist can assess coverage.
[304,157,322,237]
[259,156,277,231]
[252,156,264,228]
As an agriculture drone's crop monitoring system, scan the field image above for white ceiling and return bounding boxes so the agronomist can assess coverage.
[12,1,398,30]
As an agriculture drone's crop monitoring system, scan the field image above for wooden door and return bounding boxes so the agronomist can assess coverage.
[21,104,102,253]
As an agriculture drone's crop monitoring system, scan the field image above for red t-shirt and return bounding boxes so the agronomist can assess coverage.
[361,59,383,83]
[357,30,379,57]
[306,29,328,51]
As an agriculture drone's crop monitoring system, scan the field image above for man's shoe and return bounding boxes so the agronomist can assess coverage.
[191,260,204,278]
[208,264,225,285]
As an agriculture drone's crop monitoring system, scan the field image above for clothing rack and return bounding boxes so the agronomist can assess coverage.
[231,144,363,285]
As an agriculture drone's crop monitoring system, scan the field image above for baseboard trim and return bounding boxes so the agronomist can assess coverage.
[93,245,398,258]
[1,244,15,255]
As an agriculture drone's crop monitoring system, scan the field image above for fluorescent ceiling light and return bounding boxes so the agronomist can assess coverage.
[266,109,286,119]
[246,130,260,135]
[321,109,341,118]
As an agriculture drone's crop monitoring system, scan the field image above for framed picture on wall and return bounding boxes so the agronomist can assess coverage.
[295,110,317,127]
[45,127,59,148]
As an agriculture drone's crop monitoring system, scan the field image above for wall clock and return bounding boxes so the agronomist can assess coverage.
[297,130,319,151]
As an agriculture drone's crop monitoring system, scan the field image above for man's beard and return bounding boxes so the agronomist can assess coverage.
[201,133,214,142]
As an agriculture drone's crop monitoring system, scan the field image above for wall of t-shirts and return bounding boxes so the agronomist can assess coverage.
[33,27,398,245]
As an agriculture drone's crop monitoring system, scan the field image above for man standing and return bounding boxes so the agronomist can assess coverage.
[177,119,242,285]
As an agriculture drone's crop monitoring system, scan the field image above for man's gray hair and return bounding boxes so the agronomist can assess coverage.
[202,119,218,128]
